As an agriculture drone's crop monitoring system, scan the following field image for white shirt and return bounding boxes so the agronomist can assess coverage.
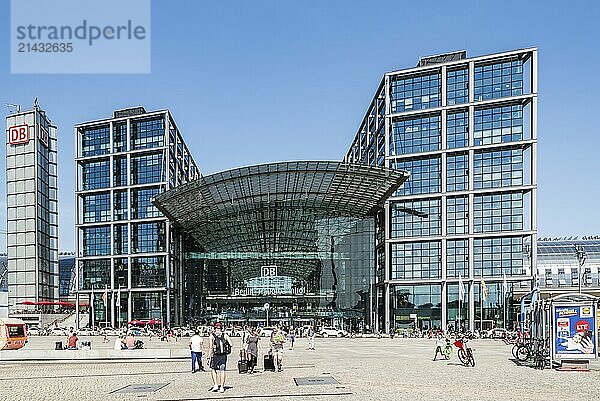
[114,337,122,350]
[190,334,203,352]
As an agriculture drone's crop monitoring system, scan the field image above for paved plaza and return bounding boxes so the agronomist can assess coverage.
[1,336,599,401]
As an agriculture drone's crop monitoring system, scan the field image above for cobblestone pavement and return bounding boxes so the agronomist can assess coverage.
[1,336,599,401]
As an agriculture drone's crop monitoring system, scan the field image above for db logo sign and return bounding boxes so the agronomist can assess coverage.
[261,265,277,277]
[8,125,30,145]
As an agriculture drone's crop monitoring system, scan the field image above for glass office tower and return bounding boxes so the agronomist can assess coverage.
[345,49,538,332]
[75,107,199,327]
[6,104,59,308]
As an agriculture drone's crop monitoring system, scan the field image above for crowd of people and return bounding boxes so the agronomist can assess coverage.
[188,323,316,393]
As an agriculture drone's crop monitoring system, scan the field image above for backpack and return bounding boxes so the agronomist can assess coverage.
[212,333,231,356]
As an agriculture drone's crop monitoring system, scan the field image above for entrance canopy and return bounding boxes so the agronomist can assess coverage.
[153,161,408,280]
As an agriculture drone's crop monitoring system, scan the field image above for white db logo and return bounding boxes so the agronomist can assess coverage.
[261,266,277,277]
[8,125,30,145]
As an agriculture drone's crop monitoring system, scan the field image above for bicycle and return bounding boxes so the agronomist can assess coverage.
[512,337,548,369]
[512,338,533,362]
[531,338,549,370]
[433,337,453,360]
[454,336,475,367]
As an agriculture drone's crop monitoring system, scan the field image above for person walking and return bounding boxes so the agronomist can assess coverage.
[208,322,232,393]
[307,326,316,350]
[189,330,205,373]
[289,327,296,350]
[241,325,250,352]
[245,327,260,373]
[270,326,286,372]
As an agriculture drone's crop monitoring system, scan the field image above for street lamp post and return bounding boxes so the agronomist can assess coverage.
[264,303,270,326]
[575,245,587,294]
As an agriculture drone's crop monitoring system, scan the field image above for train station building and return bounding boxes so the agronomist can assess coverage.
[69,48,540,332]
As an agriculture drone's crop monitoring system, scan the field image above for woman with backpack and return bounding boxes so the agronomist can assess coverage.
[208,322,232,393]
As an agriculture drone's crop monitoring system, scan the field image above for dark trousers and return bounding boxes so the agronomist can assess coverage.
[247,354,257,371]
[191,351,203,371]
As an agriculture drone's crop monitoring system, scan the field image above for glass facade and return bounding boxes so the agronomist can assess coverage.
[131,187,162,219]
[446,153,469,192]
[474,58,523,101]
[131,118,165,150]
[446,111,469,149]
[447,239,469,278]
[391,241,441,280]
[473,236,525,277]
[389,114,441,155]
[76,109,200,326]
[446,196,468,235]
[131,152,164,185]
[82,192,110,223]
[81,125,110,157]
[83,226,111,256]
[446,67,469,105]
[473,149,523,189]
[391,156,441,196]
[535,239,600,292]
[390,72,441,113]
[345,48,537,332]
[391,199,441,238]
[473,192,523,233]
[392,284,442,330]
[81,160,110,190]
[474,104,523,146]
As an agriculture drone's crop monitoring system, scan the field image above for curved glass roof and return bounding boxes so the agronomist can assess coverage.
[153,161,409,278]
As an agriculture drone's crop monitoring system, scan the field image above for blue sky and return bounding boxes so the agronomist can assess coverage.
[0,0,599,251]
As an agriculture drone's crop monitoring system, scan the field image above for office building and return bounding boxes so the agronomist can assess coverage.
[74,107,200,327]
[5,104,59,308]
[344,48,538,332]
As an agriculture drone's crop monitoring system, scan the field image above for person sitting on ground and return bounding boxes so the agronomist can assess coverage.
[67,332,79,350]
[114,335,126,350]
[126,333,136,350]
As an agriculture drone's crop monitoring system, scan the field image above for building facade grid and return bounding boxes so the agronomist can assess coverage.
[74,108,200,328]
[345,48,538,333]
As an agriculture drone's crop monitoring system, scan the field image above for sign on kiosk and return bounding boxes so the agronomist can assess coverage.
[8,124,30,145]
[552,303,597,361]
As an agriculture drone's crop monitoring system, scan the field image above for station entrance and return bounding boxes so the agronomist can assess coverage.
[152,161,408,331]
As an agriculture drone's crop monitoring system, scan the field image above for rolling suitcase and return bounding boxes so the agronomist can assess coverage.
[264,352,275,371]
[238,358,248,373]
[238,349,248,374]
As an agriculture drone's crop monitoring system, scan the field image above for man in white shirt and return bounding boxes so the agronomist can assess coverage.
[189,330,205,372]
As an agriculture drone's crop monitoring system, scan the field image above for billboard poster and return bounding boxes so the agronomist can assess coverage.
[553,303,596,360]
